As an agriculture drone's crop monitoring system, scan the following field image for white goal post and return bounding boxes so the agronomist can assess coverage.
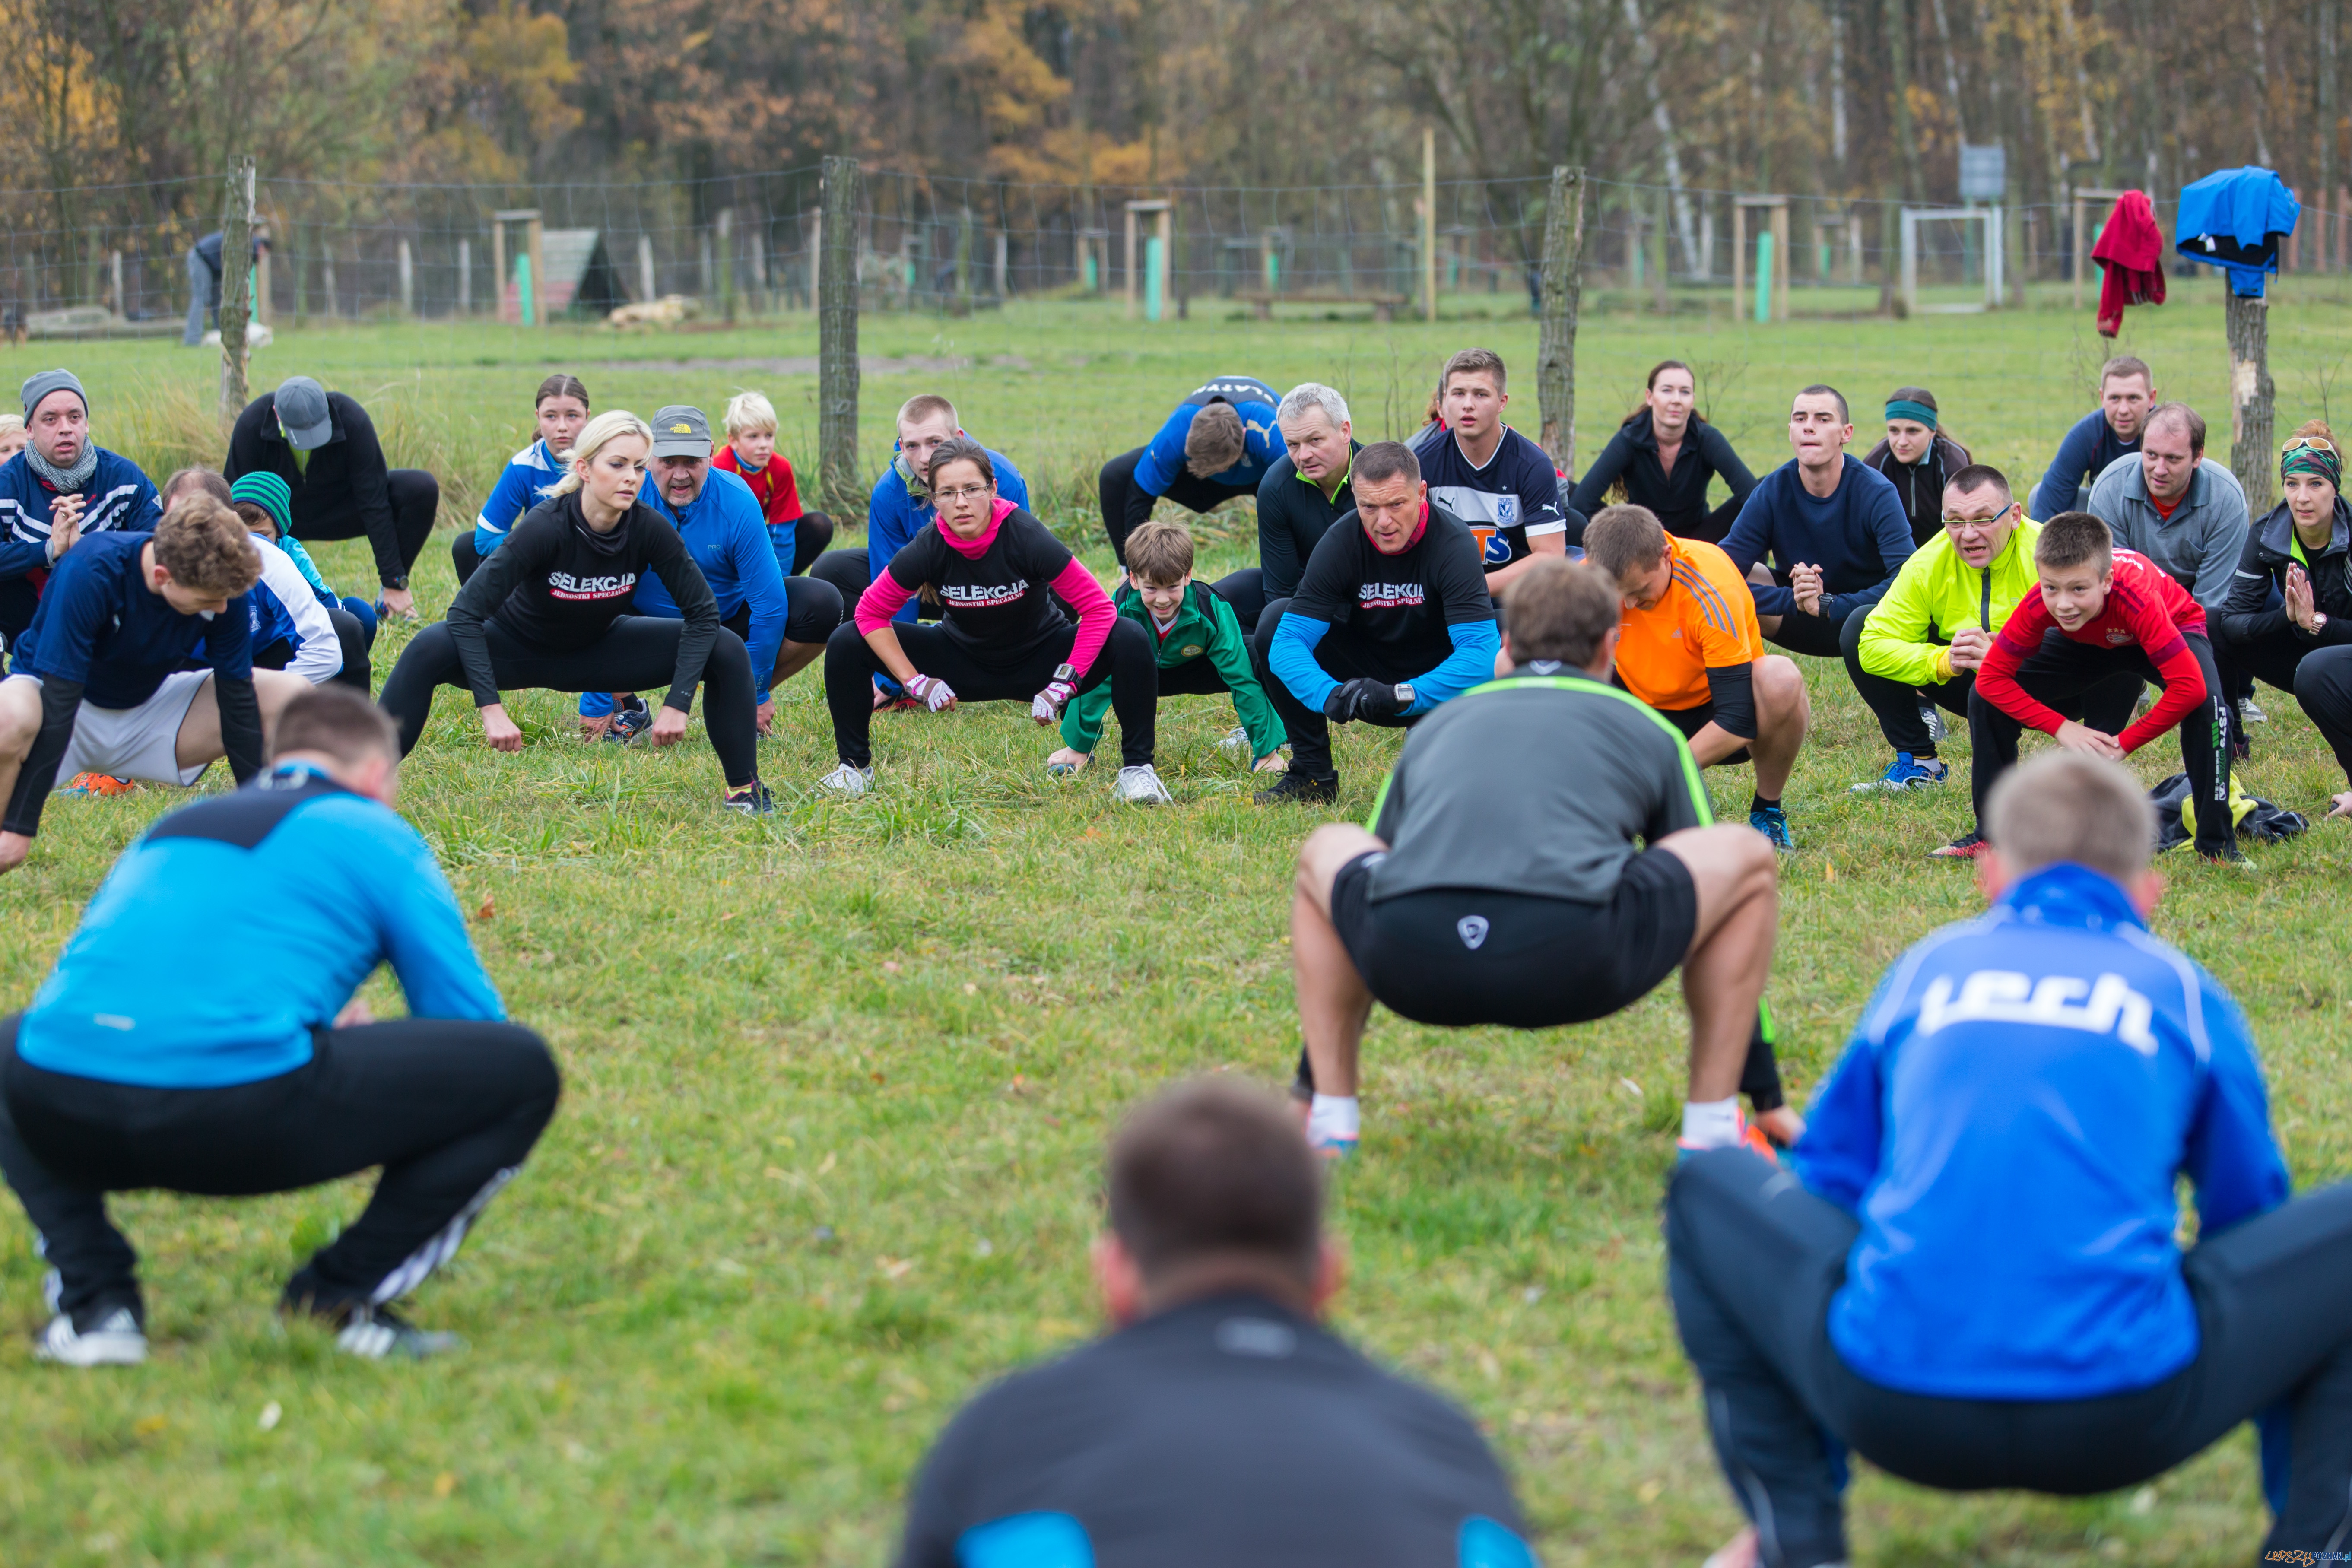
[1901,206,2006,315]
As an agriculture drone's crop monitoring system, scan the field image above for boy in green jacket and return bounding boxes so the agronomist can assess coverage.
[1050,521,1287,775]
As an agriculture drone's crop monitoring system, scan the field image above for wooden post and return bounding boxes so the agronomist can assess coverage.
[1422,125,1438,321]
[110,249,124,317]
[527,215,546,327]
[397,238,413,316]
[2071,187,2085,310]
[993,229,1008,297]
[2228,295,2276,514]
[638,233,655,302]
[1124,206,1139,319]
[219,155,255,422]
[1536,165,1587,474]
[491,224,506,321]
[457,237,470,315]
[1653,184,1670,311]
[1155,206,1173,317]
[1771,200,1790,321]
[818,156,862,518]
[718,207,737,323]
[1731,202,1747,317]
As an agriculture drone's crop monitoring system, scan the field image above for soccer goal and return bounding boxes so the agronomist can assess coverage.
[1900,206,2006,315]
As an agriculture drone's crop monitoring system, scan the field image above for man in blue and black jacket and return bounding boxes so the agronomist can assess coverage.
[1668,750,2352,1568]
[0,370,162,649]
[1098,375,1283,567]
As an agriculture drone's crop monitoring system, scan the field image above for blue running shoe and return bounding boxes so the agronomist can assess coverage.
[1850,752,1949,794]
[1750,804,1794,852]
[606,693,653,744]
[1310,1134,1358,1161]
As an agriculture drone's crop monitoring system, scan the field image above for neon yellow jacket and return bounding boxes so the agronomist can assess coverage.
[1857,518,2043,686]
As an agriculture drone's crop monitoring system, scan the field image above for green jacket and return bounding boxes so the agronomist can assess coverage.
[1060,581,1286,758]
[1857,517,2044,686]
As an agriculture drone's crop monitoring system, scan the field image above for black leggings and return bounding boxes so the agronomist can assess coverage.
[807,548,870,612]
[2221,626,2352,785]
[378,615,762,789]
[1098,445,1258,566]
[0,1013,559,1323]
[721,577,844,664]
[823,616,1157,769]
[1666,1149,2352,1567]
[291,468,439,587]
[254,605,373,693]
[452,531,481,587]
[1837,607,1974,754]
[790,511,835,575]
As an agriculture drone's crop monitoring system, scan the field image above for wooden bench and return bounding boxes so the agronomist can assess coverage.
[1233,291,1409,322]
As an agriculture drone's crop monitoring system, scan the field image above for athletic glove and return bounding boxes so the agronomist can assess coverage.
[905,673,957,713]
[1323,678,1412,724]
[1031,663,1082,724]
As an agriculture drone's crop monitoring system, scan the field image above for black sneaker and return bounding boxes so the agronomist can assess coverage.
[606,694,653,743]
[723,782,777,816]
[1254,770,1338,806]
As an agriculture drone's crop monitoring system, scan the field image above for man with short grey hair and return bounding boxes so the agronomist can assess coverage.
[2085,403,2249,616]
[1235,382,1362,632]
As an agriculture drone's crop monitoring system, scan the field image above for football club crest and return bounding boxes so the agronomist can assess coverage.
[1457,915,1490,950]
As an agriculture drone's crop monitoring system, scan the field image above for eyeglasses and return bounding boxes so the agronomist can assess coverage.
[935,484,992,504]
[1940,505,2015,529]
[2282,435,2340,458]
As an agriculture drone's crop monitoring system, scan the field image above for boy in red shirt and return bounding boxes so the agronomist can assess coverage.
[1947,510,2238,862]
[711,390,835,578]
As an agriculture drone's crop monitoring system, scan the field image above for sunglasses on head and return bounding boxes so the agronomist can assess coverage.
[2282,435,2340,458]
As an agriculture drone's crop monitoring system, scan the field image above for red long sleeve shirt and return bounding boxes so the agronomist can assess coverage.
[1976,549,2207,753]
[712,445,804,527]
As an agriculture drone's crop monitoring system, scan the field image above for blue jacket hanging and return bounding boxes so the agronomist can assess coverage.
[2174,167,2300,297]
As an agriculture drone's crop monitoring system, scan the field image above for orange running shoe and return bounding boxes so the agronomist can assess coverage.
[60,773,136,797]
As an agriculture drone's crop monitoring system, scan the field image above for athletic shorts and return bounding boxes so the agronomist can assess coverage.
[6,670,213,786]
[1657,698,1752,768]
[1328,847,1698,1029]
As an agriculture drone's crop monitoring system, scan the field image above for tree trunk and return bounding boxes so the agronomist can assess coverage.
[2228,293,2276,514]
[218,154,254,424]
[818,156,863,518]
[1536,165,1586,475]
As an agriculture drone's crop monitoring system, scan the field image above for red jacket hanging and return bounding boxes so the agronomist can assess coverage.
[2092,190,2167,337]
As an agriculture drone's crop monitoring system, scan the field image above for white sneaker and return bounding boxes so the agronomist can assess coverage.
[1218,725,1251,756]
[35,1307,147,1366]
[333,1305,460,1361]
[1920,704,1948,743]
[2242,695,2268,723]
[819,763,873,797]
[1114,764,1173,805]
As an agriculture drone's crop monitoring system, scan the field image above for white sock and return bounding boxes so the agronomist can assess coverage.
[1680,1096,1742,1149]
[1307,1094,1360,1143]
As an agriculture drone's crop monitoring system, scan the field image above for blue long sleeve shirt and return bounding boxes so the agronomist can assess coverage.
[473,439,566,559]
[1793,863,2290,1402]
[1267,615,1500,717]
[1133,377,1286,497]
[16,765,504,1089]
[867,447,1030,626]
[1719,457,1913,622]
[634,468,788,700]
[0,447,162,582]
[2037,409,2141,518]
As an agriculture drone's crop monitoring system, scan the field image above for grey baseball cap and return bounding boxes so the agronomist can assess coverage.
[649,404,713,459]
[273,376,333,450]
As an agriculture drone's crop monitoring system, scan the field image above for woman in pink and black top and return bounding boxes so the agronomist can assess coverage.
[818,437,1168,803]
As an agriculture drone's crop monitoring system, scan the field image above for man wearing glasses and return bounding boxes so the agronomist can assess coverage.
[1846,464,2135,797]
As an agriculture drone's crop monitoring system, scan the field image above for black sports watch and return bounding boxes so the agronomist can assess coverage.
[384,575,409,591]
[1051,663,1078,686]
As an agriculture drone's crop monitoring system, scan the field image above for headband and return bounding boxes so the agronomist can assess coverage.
[2283,441,2343,489]
[1884,399,1937,429]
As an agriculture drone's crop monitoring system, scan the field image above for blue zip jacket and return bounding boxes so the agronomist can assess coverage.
[473,438,565,559]
[16,764,504,1089]
[2038,409,2142,518]
[0,447,162,582]
[2176,166,2301,297]
[632,468,787,702]
[866,446,1029,626]
[1719,457,1912,622]
[1794,863,2289,1401]
[1133,376,1285,497]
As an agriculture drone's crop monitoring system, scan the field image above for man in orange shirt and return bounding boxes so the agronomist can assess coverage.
[1585,504,1811,850]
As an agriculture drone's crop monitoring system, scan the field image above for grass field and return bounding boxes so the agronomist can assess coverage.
[4,279,2352,1566]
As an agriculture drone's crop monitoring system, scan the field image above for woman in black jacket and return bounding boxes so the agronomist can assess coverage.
[1566,360,1756,544]
[1859,387,1973,546]
[2213,419,2352,816]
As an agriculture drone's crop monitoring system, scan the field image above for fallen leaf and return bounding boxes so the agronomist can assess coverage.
[882,961,902,974]
[877,1256,916,1279]
[433,1471,457,1499]
[817,1152,837,1176]
[134,1414,168,1437]
[962,982,977,995]
[474,895,495,920]
[257,1401,282,1432]
[1617,1076,1644,1099]
[1823,859,1837,883]
[1638,1479,1663,1505]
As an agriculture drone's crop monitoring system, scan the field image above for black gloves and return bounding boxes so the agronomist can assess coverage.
[1323,678,1412,724]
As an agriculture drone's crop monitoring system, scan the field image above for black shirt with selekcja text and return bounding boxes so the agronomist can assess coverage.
[446,489,720,711]
[880,507,1079,663]
[1288,501,1495,673]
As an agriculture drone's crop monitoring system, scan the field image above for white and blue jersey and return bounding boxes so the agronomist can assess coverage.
[473,439,566,559]
[1133,376,1284,497]
[866,447,1030,627]
[1794,862,2290,1402]
[0,447,162,581]
[1410,424,1569,576]
[237,536,342,684]
[15,764,504,1089]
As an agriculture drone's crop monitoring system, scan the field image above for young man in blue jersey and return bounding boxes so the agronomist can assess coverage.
[0,685,559,1364]
[0,497,308,875]
[1410,349,1575,598]
[1097,375,1284,568]
[0,370,163,647]
[1670,751,2352,1568]
[2033,354,2154,517]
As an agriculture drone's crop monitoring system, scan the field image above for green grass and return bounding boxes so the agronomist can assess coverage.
[5,281,2352,1565]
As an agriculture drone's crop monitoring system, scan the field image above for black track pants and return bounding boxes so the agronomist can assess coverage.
[1837,607,1973,755]
[1666,1149,2352,1568]
[823,616,1157,769]
[378,615,761,788]
[808,549,870,612]
[1098,445,1258,566]
[721,579,846,672]
[2220,626,2352,786]
[290,468,439,586]
[1208,567,1267,632]
[790,511,835,575]
[0,1013,559,1324]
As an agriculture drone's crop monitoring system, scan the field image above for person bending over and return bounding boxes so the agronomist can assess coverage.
[820,438,1165,803]
[456,372,590,586]
[1412,347,1575,592]
[1098,375,1284,568]
[1671,752,2352,1568]
[1240,381,1363,632]
[1286,557,1793,1162]
[712,390,834,576]
[2215,423,2352,818]
[1719,384,1913,660]
[376,411,774,815]
[0,498,308,874]
[2032,353,2154,518]
[156,469,349,695]
[1951,511,2235,863]
[1585,505,1810,851]
[1250,441,1499,807]
[1567,359,1757,545]
[0,685,560,1365]
[223,470,376,689]
[897,1077,1539,1568]
[0,370,162,647]
[224,375,438,620]
[1049,520,1286,779]
[1857,386,1971,547]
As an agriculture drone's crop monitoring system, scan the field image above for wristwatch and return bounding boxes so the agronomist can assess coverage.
[384,575,409,591]
[1051,662,1077,686]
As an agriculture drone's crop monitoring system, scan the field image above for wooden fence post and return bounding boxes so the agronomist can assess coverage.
[1537,165,1587,475]
[2228,294,2276,514]
[818,156,863,517]
[219,155,255,422]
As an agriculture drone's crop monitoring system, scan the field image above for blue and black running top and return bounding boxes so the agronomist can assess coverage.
[896,1292,1536,1568]
[1133,376,1286,497]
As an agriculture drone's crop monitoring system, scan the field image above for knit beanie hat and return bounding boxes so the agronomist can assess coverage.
[20,368,85,420]
[231,470,295,537]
